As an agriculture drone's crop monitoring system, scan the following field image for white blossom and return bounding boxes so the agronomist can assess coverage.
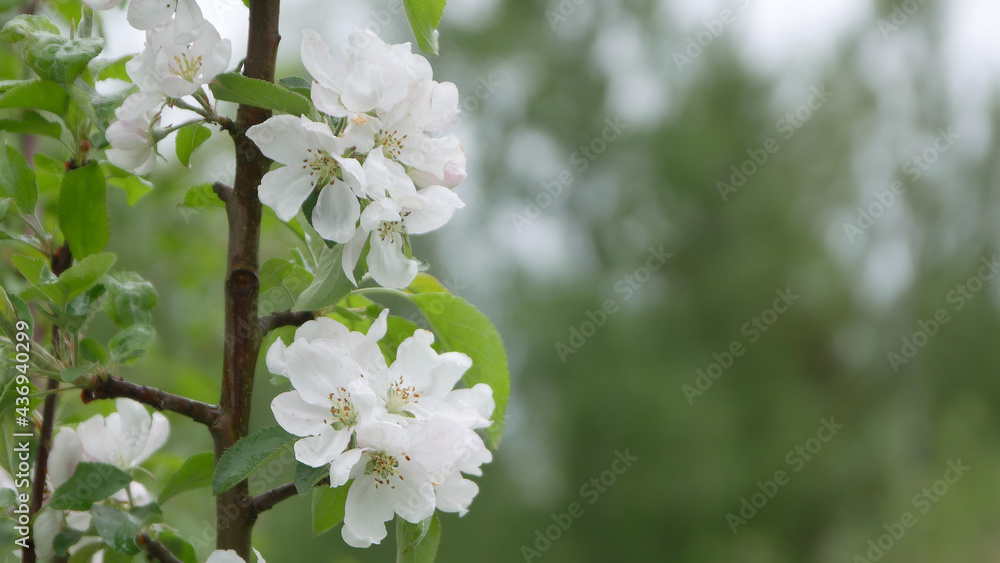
[127,16,231,98]
[206,548,266,563]
[105,92,163,175]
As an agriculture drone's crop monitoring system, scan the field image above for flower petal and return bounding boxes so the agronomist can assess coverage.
[312,181,360,244]
[258,165,315,222]
[293,426,351,467]
[272,391,336,437]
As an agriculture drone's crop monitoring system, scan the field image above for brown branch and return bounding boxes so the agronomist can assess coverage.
[250,476,330,515]
[259,310,315,334]
[81,375,219,426]
[25,242,73,563]
[212,0,282,557]
[138,534,183,563]
[213,181,234,203]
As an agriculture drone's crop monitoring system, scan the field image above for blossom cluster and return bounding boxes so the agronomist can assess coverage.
[98,0,231,174]
[246,30,467,289]
[32,399,169,560]
[266,309,494,548]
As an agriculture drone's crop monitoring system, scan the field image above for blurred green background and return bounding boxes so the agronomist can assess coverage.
[6,0,1000,561]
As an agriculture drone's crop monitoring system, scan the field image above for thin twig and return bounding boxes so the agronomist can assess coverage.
[213,181,234,203]
[259,310,315,334]
[251,476,330,515]
[138,534,183,563]
[82,375,219,426]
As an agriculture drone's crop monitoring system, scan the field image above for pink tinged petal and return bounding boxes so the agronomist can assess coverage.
[127,0,175,31]
[133,412,169,466]
[246,115,313,165]
[435,474,479,516]
[341,227,368,285]
[301,29,345,89]
[406,139,467,189]
[293,427,351,467]
[271,391,335,437]
[48,428,82,488]
[258,165,316,222]
[329,448,364,487]
[368,230,418,289]
[265,337,288,376]
[312,181,360,244]
[343,475,395,547]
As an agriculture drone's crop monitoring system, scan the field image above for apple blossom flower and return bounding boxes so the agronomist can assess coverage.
[127,16,231,98]
[246,115,364,241]
[342,180,464,289]
[106,92,163,175]
[81,0,204,41]
[265,309,493,549]
[76,398,170,470]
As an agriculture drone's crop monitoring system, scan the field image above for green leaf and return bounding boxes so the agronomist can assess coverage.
[379,315,424,364]
[294,245,353,312]
[0,141,37,213]
[180,182,224,209]
[0,79,69,114]
[311,485,348,536]
[89,54,133,82]
[67,541,104,563]
[13,251,116,307]
[278,76,312,96]
[34,152,66,197]
[396,514,441,562]
[2,15,105,83]
[79,337,108,363]
[295,462,329,496]
[129,502,163,524]
[108,324,155,364]
[209,72,312,116]
[175,123,211,167]
[92,504,142,555]
[260,257,314,315]
[102,271,158,328]
[159,451,214,504]
[49,461,132,510]
[59,363,99,382]
[0,287,31,339]
[0,486,16,508]
[58,161,109,259]
[53,282,107,333]
[403,0,447,55]
[0,110,62,139]
[156,532,198,563]
[0,15,59,42]
[53,529,85,556]
[105,164,152,206]
[212,426,296,495]
[404,281,509,448]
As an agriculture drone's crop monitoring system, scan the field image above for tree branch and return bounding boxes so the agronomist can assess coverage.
[212,0,282,556]
[213,181,234,203]
[259,310,315,334]
[81,375,219,426]
[138,534,183,563]
[250,476,330,515]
